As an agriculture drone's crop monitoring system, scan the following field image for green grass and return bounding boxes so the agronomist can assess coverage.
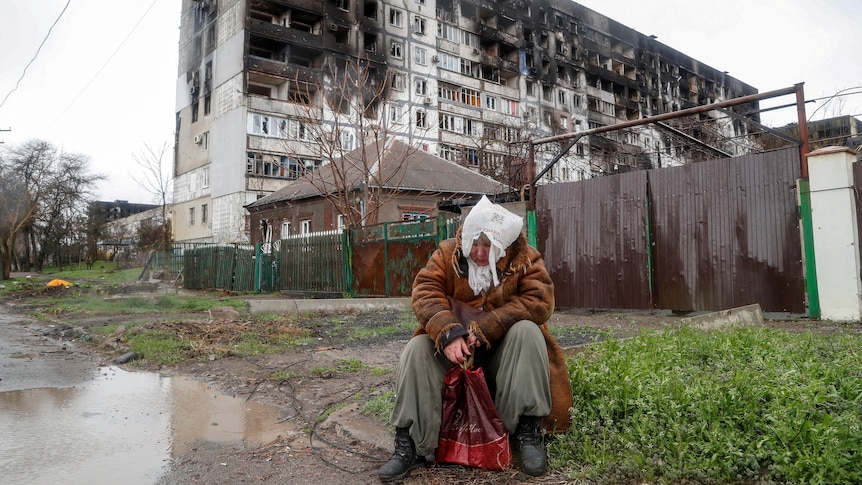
[30,294,245,319]
[551,325,862,484]
[129,331,190,365]
[346,323,412,341]
[361,390,395,422]
[34,261,142,283]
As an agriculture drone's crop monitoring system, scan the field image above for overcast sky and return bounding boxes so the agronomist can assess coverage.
[1,0,860,204]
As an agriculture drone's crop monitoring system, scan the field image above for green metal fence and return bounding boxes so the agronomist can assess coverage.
[172,212,539,296]
[266,230,346,294]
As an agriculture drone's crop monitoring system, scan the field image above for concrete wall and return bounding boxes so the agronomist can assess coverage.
[808,146,862,321]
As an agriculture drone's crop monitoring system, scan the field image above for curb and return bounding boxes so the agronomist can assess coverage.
[679,303,764,330]
[246,298,412,314]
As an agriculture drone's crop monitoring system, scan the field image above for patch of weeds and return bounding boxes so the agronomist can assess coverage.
[361,390,395,422]
[254,312,287,323]
[129,331,189,365]
[312,366,335,376]
[553,326,862,485]
[335,358,369,373]
[269,370,295,382]
[400,309,418,326]
[370,367,392,376]
[234,332,267,355]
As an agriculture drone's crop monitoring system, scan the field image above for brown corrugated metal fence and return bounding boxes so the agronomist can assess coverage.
[536,147,806,313]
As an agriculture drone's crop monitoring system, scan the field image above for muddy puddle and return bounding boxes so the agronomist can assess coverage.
[0,366,293,484]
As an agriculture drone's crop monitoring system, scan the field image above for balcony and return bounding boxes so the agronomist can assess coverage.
[250,18,322,49]
[477,24,518,48]
[248,57,321,84]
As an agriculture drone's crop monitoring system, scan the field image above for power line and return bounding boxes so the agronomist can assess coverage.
[807,86,862,121]
[53,0,159,124]
[0,0,72,111]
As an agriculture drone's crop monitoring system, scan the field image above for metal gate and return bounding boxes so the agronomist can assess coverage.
[536,147,806,313]
[350,216,460,297]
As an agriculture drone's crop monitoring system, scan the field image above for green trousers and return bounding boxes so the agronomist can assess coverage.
[389,320,552,456]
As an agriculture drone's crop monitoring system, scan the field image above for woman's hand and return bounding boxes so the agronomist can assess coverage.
[443,333,480,364]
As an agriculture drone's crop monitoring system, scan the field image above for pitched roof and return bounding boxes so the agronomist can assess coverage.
[246,139,507,209]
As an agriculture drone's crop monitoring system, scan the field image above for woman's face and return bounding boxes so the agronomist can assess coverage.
[469,238,492,266]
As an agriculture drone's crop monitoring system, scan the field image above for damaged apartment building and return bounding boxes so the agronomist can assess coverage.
[172,0,758,243]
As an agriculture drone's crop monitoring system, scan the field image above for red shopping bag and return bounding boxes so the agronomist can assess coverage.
[435,364,512,469]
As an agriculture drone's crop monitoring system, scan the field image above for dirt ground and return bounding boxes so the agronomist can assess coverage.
[2,285,856,485]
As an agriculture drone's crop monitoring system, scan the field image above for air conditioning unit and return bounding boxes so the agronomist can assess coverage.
[329,23,338,31]
[432,55,439,63]
[193,135,203,144]
[423,96,432,105]
[472,48,479,55]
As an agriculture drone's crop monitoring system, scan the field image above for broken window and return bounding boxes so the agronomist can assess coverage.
[439,144,460,161]
[390,104,403,123]
[414,78,427,95]
[364,33,377,52]
[413,16,426,35]
[415,109,427,128]
[364,0,377,19]
[389,8,403,27]
[391,72,405,91]
[465,148,479,167]
[390,41,403,59]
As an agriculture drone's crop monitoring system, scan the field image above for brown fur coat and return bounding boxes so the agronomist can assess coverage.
[411,232,572,433]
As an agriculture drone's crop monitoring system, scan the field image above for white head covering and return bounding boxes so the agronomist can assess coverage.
[460,196,523,294]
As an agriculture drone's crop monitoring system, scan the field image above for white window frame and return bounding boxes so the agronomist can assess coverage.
[414,47,427,65]
[391,72,405,91]
[390,41,403,59]
[413,16,426,35]
[414,78,427,96]
[484,95,497,111]
[389,8,403,27]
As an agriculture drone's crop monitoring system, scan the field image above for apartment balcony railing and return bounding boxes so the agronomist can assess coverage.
[249,18,323,49]
[247,57,321,83]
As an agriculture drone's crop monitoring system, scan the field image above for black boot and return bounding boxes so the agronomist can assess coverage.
[378,427,425,482]
[512,416,547,476]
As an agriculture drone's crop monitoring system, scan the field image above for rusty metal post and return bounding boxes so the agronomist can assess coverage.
[795,83,810,179]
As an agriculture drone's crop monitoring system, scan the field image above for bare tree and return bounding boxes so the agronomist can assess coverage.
[0,140,103,275]
[273,57,434,227]
[30,151,103,271]
[0,161,35,279]
[132,141,173,247]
